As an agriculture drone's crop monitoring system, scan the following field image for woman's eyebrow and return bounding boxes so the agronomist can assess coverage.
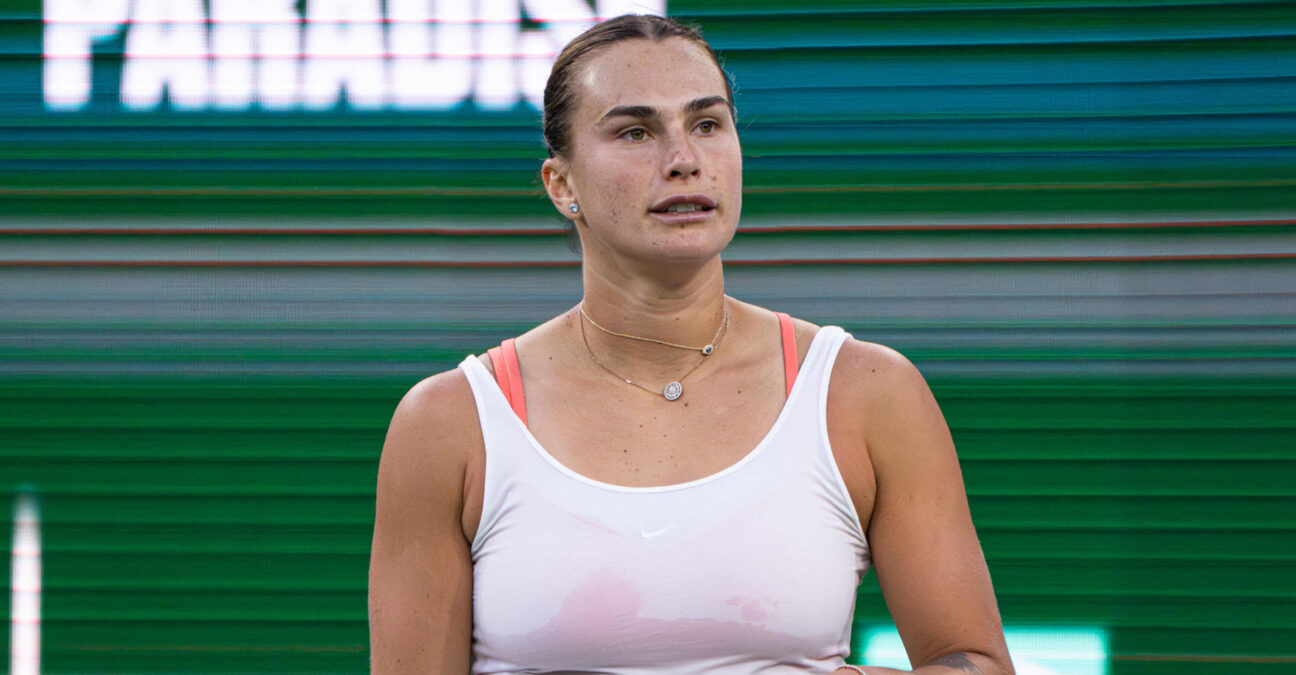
[599,96,730,124]
[684,95,729,115]
[600,104,657,124]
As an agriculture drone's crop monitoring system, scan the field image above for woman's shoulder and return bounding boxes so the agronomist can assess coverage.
[821,332,956,520]
[831,334,930,405]
[399,364,478,419]
[382,365,483,484]
[779,312,916,383]
[835,334,921,379]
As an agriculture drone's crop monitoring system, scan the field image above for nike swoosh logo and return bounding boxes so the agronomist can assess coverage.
[640,525,679,539]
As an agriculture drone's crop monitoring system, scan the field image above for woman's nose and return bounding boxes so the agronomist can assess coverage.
[664,132,701,179]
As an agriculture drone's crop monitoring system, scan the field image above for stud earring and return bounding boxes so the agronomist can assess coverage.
[568,203,580,214]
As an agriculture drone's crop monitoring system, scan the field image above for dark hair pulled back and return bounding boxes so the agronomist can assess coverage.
[542,14,735,159]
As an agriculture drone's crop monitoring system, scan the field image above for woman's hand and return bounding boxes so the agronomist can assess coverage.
[834,652,997,674]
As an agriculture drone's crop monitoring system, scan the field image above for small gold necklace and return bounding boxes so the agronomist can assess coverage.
[578,301,729,401]
[579,301,727,357]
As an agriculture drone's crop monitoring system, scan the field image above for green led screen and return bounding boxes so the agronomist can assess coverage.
[2,1,1295,672]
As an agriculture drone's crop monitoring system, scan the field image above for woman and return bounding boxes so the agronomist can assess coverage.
[369,14,1012,675]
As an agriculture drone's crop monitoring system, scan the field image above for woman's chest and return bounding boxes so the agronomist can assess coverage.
[525,372,787,488]
[470,475,864,672]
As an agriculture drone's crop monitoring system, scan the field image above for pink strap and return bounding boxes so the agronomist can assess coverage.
[485,346,509,401]
[776,312,797,396]
[486,339,527,426]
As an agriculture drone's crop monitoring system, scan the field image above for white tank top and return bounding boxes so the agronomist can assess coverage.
[459,325,870,674]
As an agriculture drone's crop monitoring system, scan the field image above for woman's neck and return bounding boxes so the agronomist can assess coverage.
[578,255,728,353]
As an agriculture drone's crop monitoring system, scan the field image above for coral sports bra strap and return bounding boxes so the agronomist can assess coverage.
[776,312,798,396]
[485,346,510,406]
[486,339,528,426]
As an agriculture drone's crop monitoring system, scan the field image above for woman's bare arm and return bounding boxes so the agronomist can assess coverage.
[835,341,1013,675]
[369,370,479,673]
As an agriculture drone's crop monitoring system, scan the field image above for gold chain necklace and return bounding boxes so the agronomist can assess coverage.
[577,301,729,401]
[579,301,728,356]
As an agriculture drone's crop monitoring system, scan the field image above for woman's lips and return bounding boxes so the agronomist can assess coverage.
[649,193,717,212]
[650,207,716,224]
[648,193,717,224]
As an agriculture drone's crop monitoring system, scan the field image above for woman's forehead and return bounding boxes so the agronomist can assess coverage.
[574,38,728,119]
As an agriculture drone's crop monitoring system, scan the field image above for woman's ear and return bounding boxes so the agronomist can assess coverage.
[541,157,578,220]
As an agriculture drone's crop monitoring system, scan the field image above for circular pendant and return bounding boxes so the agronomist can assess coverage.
[663,381,683,401]
[701,344,715,356]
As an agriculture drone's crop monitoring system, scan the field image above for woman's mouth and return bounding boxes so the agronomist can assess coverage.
[656,203,712,214]
[649,194,717,220]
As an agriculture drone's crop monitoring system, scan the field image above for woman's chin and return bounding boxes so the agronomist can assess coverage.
[653,229,734,262]
[582,219,736,271]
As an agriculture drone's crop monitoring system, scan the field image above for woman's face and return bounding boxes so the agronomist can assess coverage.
[543,37,742,269]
